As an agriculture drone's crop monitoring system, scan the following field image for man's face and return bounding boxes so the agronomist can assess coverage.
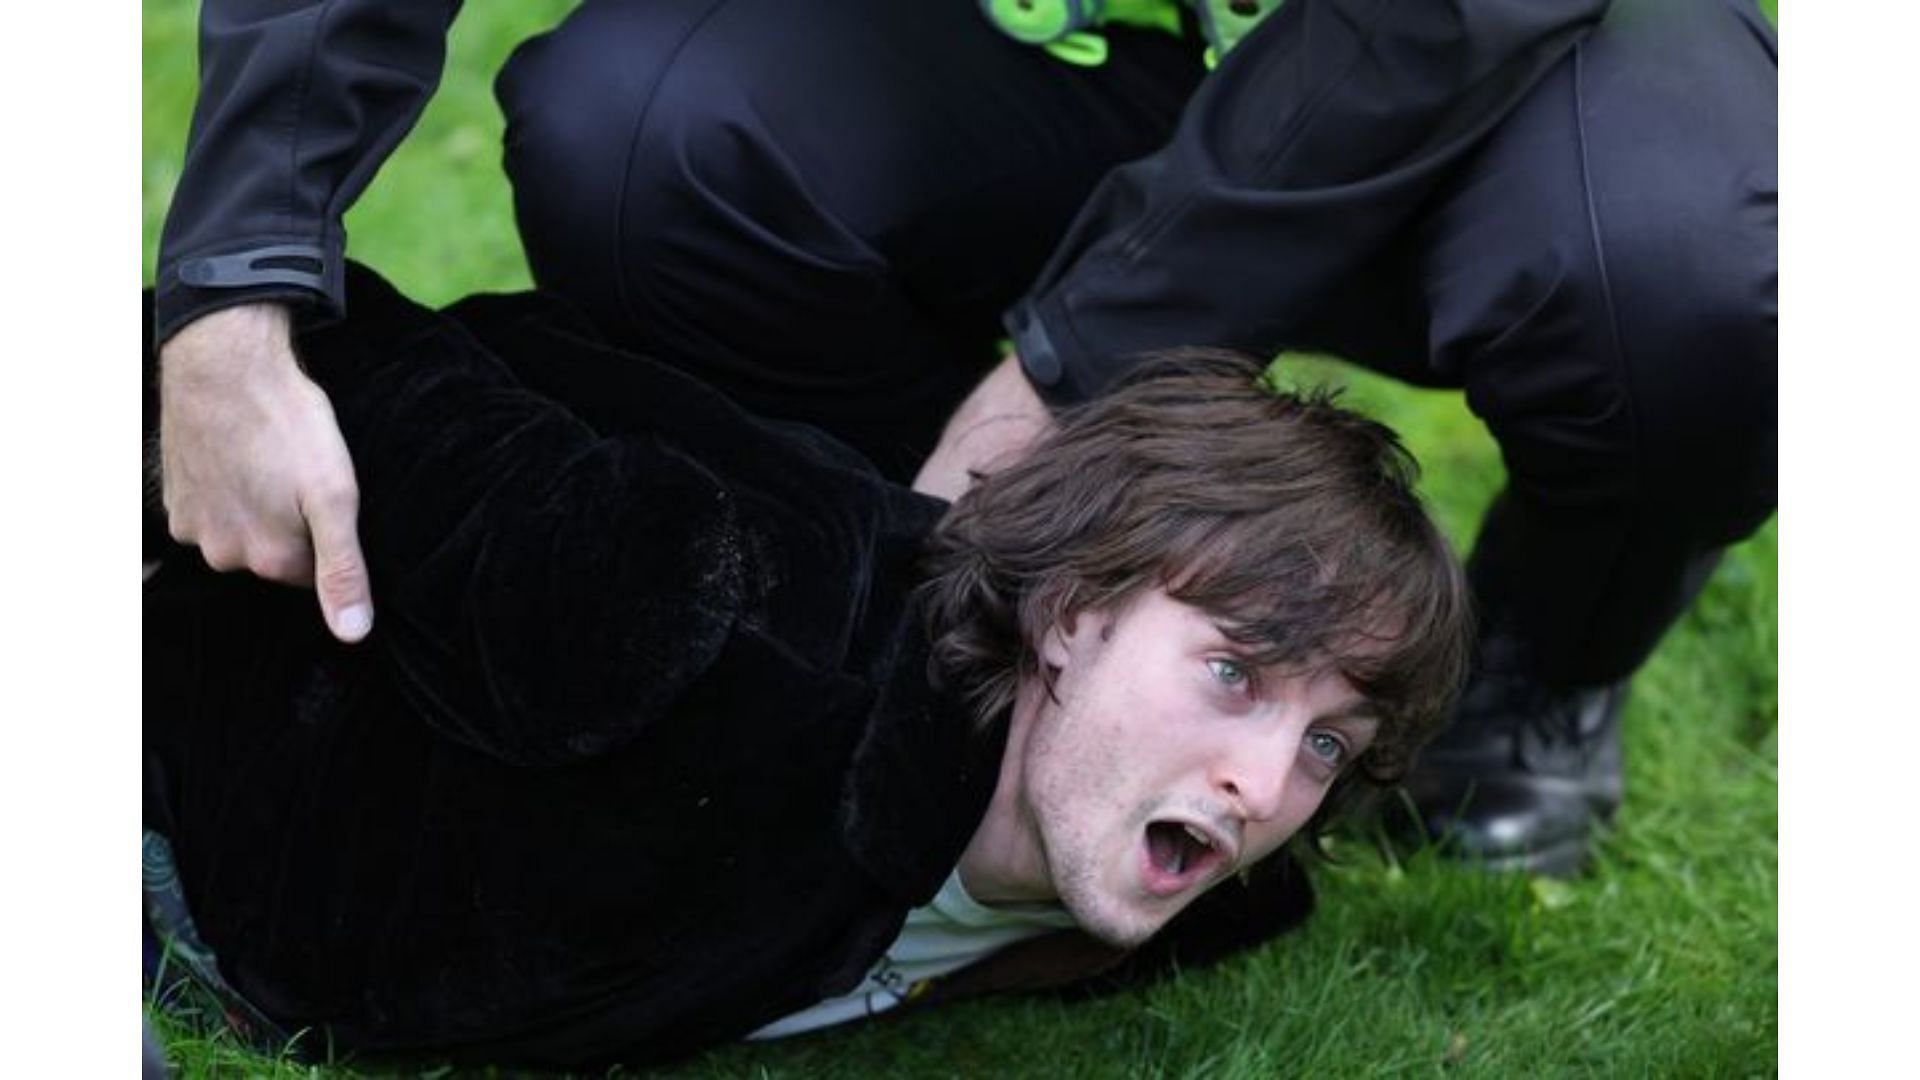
[1011,588,1378,947]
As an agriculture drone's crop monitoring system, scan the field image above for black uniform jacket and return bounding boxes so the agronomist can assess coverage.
[143,265,1312,1069]
[153,0,1607,375]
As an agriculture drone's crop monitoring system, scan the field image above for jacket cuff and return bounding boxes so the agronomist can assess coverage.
[154,239,346,345]
[1003,294,1105,409]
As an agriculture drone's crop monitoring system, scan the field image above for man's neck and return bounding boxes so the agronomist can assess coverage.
[956,683,1054,905]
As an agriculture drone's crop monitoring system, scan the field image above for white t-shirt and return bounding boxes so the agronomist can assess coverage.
[747,869,1078,1040]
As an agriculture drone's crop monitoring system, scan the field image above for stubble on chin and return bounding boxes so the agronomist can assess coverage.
[1058,885,1165,949]
[1049,841,1170,949]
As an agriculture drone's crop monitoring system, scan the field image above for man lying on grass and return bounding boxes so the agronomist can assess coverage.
[143,264,1471,1069]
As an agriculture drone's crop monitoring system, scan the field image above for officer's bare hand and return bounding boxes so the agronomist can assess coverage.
[159,302,373,643]
[913,354,1056,502]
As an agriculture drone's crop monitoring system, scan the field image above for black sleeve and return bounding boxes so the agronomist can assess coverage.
[1003,0,1610,405]
[291,269,929,764]
[152,0,464,343]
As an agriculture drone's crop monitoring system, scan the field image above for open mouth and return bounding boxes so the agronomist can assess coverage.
[1142,820,1229,897]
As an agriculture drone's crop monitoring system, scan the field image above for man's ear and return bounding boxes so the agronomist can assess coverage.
[1040,606,1098,670]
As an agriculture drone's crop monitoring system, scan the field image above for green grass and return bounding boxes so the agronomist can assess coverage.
[143,1,1777,1075]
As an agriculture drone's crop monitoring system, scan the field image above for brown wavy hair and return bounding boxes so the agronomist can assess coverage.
[918,350,1472,788]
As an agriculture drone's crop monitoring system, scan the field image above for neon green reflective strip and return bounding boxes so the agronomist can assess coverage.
[1035,0,1182,68]
[982,0,1277,68]
[1101,0,1185,35]
[983,0,1083,44]
[1043,31,1112,66]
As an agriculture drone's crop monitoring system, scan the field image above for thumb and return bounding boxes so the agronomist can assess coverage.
[308,489,374,643]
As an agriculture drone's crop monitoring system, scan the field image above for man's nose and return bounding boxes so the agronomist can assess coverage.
[1213,735,1297,823]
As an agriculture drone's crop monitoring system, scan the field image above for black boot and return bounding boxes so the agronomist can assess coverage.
[1392,645,1629,877]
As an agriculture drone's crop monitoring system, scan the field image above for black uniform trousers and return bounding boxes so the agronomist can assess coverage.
[493,0,1776,688]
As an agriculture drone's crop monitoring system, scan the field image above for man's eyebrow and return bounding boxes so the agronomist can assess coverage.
[1315,702,1383,728]
[1204,617,1259,643]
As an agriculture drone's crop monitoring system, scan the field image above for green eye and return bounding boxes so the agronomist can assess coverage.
[1208,658,1250,687]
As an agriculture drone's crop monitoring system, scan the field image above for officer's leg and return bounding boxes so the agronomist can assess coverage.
[495,0,1202,479]
[1373,0,1776,872]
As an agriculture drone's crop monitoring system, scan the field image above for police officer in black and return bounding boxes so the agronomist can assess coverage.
[151,0,1776,875]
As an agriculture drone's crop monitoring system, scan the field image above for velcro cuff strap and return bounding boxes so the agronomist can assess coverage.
[176,245,327,292]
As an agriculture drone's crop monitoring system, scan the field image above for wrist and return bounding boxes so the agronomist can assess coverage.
[161,302,294,369]
[180,300,292,337]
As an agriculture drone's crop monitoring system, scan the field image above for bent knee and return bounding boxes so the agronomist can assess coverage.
[1468,229,1775,544]
[498,1,881,319]
[496,0,731,169]
[1604,191,1775,532]
[496,2,741,298]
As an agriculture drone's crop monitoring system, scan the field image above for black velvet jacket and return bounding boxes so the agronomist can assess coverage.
[143,266,1311,1068]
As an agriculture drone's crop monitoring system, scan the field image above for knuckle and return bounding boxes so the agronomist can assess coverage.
[198,542,243,572]
[316,568,365,600]
[308,475,360,515]
[250,546,312,585]
[315,549,366,589]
